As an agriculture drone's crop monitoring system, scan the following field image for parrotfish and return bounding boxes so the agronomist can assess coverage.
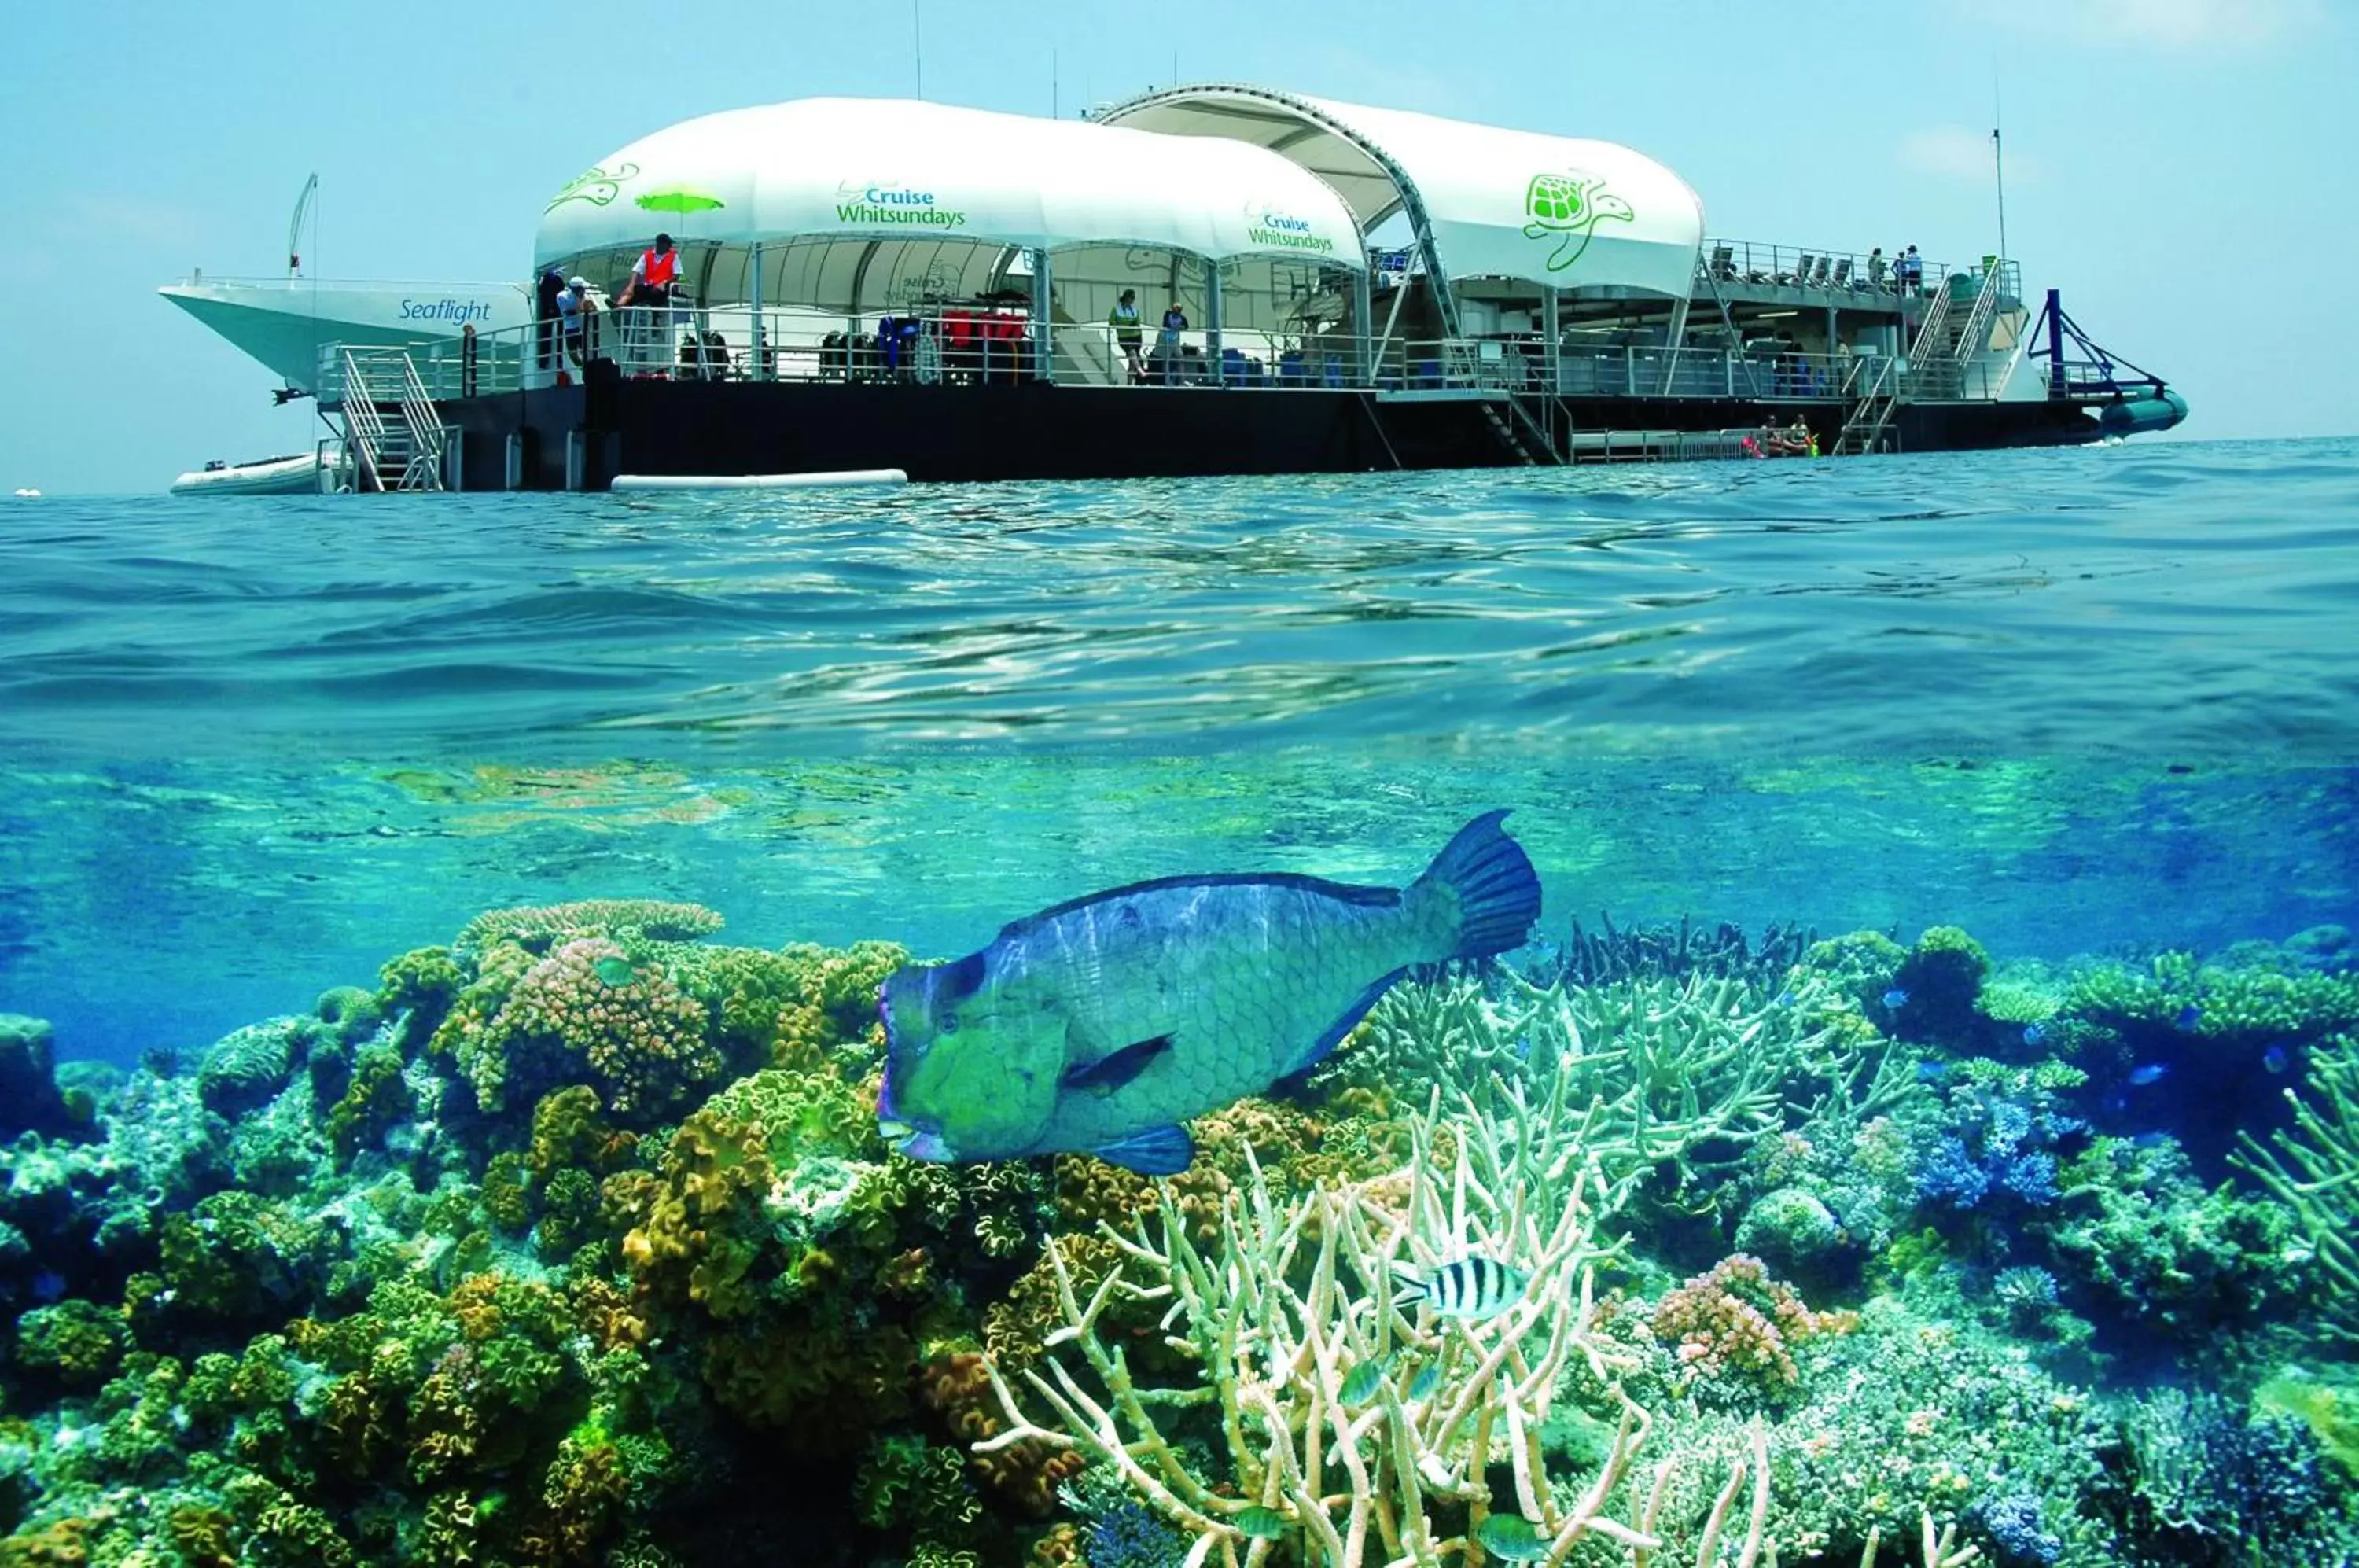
[875,810,1544,1175]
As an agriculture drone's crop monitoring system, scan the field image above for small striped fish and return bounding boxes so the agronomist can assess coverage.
[1391,1257,1529,1320]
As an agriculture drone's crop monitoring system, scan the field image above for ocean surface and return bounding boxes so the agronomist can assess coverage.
[3,436,2358,1566]
[4,438,2354,1057]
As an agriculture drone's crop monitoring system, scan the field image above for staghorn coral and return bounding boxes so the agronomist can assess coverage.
[984,1235,1133,1373]
[975,1084,1695,1568]
[2233,1036,2359,1345]
[1545,914,1820,990]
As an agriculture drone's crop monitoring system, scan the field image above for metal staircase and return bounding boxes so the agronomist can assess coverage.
[1835,263,2008,455]
[1482,391,1561,466]
[1835,355,1902,455]
[337,349,447,491]
[1901,265,2006,399]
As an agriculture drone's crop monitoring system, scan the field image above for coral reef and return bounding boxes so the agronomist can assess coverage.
[5,904,2356,1566]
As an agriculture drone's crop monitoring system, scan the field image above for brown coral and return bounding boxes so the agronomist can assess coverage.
[921,1349,1085,1518]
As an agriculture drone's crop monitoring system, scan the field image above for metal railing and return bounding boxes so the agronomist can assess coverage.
[318,307,2018,409]
[1700,241,2019,305]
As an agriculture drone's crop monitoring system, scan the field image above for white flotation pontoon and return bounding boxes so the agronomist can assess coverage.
[169,451,341,496]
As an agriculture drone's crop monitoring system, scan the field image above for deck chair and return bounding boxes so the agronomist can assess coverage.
[1710,244,1736,282]
[1781,253,1815,288]
[1811,256,1833,289]
[1829,256,1853,290]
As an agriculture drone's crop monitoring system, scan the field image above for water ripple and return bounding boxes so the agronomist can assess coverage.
[3,439,2353,759]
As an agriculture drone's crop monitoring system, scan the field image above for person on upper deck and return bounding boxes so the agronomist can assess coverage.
[1899,245,1923,296]
[1158,301,1188,385]
[617,234,680,376]
[535,269,565,372]
[555,277,596,372]
[617,234,679,311]
[1867,247,1887,292]
[1110,290,1145,383]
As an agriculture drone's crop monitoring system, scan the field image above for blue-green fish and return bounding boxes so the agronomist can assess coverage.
[875,812,1543,1174]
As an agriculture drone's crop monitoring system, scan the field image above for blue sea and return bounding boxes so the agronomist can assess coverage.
[2,436,2357,1565]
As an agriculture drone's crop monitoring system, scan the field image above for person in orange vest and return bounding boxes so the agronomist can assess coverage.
[616,233,680,374]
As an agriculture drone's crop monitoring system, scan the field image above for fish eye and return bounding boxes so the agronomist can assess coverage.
[939,1010,960,1034]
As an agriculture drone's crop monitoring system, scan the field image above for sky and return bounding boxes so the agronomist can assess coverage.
[2,0,2353,493]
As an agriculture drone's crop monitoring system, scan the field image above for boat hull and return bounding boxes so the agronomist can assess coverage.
[160,280,531,392]
[435,379,2105,490]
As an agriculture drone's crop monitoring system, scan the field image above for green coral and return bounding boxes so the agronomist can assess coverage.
[855,1433,984,1538]
[13,1301,129,1389]
[326,1040,413,1161]
[1734,1187,1848,1277]
[1978,973,2064,1027]
[2069,951,2359,1043]
[480,1151,534,1233]
[154,1191,335,1328]
[1797,929,1908,1007]
[2037,1139,2310,1342]
[196,1019,307,1117]
[1578,1288,2117,1562]
[2256,1368,2359,1474]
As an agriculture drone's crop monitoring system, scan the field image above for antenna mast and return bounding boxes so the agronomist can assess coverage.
[288,172,318,276]
[1992,75,2009,263]
[913,0,923,98]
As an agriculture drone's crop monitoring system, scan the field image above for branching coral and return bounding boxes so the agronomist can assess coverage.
[973,1080,1702,1568]
[2233,1038,2359,1344]
[1324,967,1855,1219]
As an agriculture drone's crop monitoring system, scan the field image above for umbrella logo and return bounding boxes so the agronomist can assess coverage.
[545,162,640,213]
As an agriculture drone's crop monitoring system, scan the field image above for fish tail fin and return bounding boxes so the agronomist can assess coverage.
[1410,810,1542,963]
[1388,1261,1429,1309]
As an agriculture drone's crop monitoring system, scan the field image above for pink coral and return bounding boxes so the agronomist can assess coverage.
[1648,1253,1857,1389]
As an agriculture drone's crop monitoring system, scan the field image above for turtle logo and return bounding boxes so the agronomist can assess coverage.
[545,163,640,214]
[1522,171,1633,273]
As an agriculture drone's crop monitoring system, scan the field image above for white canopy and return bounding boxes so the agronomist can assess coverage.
[1100,86,1706,297]
[534,98,1365,274]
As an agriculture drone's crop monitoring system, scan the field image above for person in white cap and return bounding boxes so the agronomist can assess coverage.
[555,277,597,372]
